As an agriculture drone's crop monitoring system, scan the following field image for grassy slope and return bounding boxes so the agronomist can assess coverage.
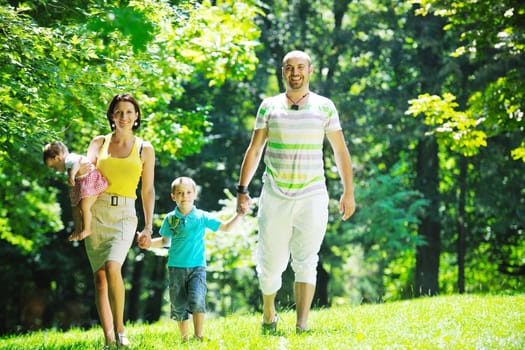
[1,294,524,349]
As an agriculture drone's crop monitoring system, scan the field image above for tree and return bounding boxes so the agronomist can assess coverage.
[407,0,525,291]
[409,0,525,161]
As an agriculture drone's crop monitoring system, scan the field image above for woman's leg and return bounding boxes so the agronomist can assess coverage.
[93,268,115,345]
[105,260,129,346]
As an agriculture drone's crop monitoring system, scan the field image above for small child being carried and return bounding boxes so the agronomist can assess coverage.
[44,141,108,241]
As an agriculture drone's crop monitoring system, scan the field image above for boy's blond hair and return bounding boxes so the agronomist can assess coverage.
[171,176,197,193]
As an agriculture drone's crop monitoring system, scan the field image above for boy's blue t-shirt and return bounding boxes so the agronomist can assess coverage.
[160,206,221,268]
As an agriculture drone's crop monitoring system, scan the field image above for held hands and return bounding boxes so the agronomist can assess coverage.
[136,228,152,249]
[236,193,252,215]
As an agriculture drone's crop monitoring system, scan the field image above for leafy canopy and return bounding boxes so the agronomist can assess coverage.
[0,0,261,252]
[409,0,525,161]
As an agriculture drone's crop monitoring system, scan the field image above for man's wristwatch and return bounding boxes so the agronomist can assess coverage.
[236,185,249,195]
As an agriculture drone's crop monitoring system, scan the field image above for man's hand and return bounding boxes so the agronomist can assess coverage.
[339,192,356,221]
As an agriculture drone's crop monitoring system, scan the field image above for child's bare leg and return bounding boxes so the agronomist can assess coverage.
[69,195,98,241]
[178,320,190,341]
[193,312,205,339]
[70,205,83,239]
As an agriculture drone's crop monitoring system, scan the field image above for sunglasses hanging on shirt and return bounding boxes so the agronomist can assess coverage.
[286,93,309,110]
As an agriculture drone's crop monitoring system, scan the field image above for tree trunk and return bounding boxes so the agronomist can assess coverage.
[415,138,441,296]
[126,252,143,321]
[457,156,467,293]
[313,259,330,307]
[142,256,167,322]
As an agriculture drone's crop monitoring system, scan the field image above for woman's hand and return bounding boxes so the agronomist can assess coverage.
[136,229,152,249]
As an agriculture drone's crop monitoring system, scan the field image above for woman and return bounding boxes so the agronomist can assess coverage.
[85,93,155,348]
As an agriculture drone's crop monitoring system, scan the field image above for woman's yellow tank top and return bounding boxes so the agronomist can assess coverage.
[96,134,143,199]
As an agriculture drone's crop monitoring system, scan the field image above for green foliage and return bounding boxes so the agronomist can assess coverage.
[87,6,155,53]
[0,0,261,252]
[465,242,525,292]
[1,295,524,349]
[206,194,259,315]
[0,180,63,252]
[404,0,524,298]
[0,6,65,251]
[206,194,257,273]
[411,0,525,161]
[406,93,487,156]
[324,163,428,302]
[350,171,427,254]
[415,0,525,59]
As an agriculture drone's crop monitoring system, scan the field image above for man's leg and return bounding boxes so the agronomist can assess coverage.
[291,192,329,332]
[262,293,277,324]
[257,186,292,332]
[294,282,315,330]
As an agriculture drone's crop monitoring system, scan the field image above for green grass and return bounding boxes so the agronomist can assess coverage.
[2,294,524,349]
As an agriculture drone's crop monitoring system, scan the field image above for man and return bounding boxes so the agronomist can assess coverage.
[236,50,356,333]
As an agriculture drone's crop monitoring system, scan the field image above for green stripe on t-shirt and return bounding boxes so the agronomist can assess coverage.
[267,142,323,150]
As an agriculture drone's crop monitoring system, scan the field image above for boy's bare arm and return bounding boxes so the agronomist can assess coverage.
[140,236,168,249]
[218,212,244,232]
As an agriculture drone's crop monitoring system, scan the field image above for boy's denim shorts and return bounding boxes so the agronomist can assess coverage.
[168,266,207,321]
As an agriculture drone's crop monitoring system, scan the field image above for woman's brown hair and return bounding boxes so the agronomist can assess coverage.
[106,93,142,131]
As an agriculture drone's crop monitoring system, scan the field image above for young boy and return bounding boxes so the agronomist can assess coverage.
[44,141,108,241]
[140,176,243,341]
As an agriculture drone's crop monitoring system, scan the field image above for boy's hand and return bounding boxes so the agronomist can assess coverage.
[236,193,252,215]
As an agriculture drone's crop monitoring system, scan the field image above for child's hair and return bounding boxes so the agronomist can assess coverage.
[43,141,68,164]
[171,177,197,193]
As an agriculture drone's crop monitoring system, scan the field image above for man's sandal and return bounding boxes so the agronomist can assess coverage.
[261,315,278,334]
[295,326,311,334]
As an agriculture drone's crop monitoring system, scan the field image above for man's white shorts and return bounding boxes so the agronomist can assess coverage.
[255,183,329,295]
